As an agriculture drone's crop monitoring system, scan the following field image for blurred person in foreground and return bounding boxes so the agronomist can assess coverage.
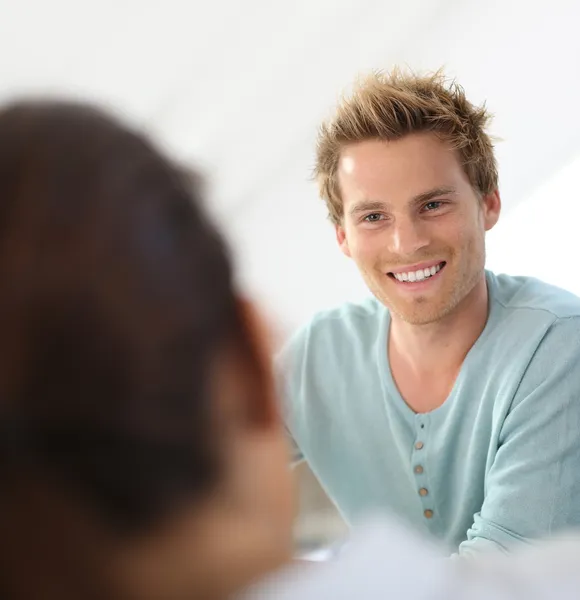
[0,101,295,599]
[1,101,580,600]
[278,69,580,555]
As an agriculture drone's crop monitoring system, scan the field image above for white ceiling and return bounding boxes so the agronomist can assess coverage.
[2,0,579,332]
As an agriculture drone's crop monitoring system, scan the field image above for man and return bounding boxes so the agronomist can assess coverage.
[277,69,580,555]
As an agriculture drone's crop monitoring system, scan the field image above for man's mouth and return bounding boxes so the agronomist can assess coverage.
[388,261,446,283]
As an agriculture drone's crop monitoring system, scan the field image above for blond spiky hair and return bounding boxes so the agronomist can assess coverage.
[315,68,498,225]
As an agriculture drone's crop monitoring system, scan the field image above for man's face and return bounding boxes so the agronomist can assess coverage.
[336,133,500,325]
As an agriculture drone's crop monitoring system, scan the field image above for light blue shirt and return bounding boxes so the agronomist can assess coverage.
[277,271,580,555]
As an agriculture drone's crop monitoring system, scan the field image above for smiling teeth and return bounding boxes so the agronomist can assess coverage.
[393,263,443,283]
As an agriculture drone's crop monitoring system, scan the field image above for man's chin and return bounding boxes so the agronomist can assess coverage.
[392,310,443,326]
[386,297,451,326]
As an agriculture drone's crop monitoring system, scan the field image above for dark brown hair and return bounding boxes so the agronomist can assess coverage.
[0,101,239,534]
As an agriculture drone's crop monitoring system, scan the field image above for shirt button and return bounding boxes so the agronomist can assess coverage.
[424,509,434,519]
[415,441,424,450]
[419,488,428,497]
[414,465,424,474]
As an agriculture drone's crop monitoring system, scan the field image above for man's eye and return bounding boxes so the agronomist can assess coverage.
[424,201,442,211]
[364,213,382,222]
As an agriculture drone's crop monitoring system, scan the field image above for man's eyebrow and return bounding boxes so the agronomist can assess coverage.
[349,200,388,216]
[411,186,457,205]
[348,187,456,216]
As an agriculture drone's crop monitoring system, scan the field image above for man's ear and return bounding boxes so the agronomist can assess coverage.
[335,224,351,258]
[482,189,501,232]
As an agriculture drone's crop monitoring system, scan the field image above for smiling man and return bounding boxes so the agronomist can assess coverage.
[277,70,580,555]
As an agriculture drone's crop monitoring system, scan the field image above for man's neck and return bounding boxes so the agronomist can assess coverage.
[389,274,489,378]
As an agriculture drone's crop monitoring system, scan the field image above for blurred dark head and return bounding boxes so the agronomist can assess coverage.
[0,102,294,600]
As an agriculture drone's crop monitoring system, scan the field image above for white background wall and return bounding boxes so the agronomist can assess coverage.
[2,0,580,333]
[486,152,580,294]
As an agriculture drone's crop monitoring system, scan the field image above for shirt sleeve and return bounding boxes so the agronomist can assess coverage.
[458,316,580,556]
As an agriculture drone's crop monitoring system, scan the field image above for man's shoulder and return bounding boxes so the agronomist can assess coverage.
[275,299,385,421]
[485,272,580,385]
[280,297,385,357]
[275,297,385,391]
[490,271,580,320]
